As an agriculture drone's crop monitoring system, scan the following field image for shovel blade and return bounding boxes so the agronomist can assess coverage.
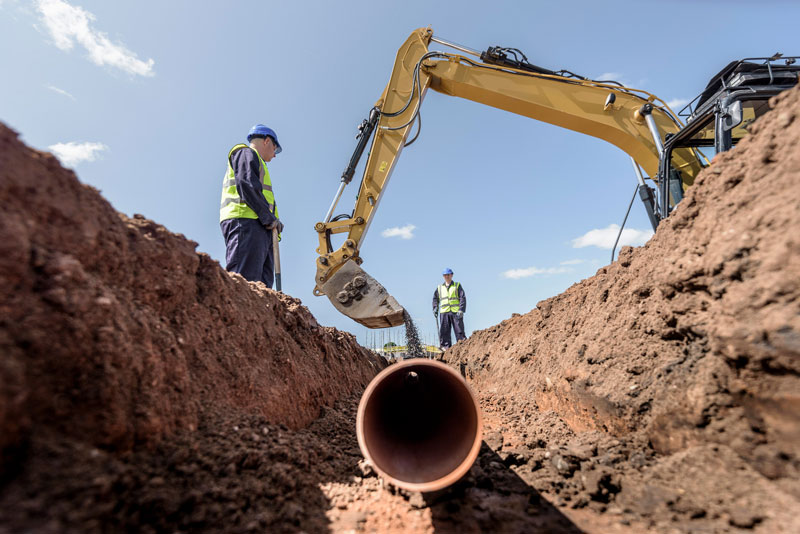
[321,261,405,328]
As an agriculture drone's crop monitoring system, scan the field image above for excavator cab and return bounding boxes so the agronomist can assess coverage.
[658,55,800,217]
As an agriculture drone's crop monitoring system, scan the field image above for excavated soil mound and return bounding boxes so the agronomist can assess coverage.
[0,122,385,531]
[442,86,800,532]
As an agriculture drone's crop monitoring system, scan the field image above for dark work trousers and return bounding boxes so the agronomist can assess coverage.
[220,218,274,288]
[439,312,466,348]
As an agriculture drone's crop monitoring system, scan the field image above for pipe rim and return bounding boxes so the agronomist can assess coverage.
[356,359,483,492]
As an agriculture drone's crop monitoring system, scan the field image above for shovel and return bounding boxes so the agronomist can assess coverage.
[433,312,439,358]
[272,227,282,292]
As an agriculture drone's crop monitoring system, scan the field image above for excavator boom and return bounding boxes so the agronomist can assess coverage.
[314,27,704,328]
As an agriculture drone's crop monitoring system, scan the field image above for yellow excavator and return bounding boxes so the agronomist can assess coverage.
[313,27,799,328]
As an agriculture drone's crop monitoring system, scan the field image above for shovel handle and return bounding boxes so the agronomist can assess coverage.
[272,227,282,292]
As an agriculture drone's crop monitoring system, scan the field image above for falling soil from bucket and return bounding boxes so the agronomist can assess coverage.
[403,309,425,358]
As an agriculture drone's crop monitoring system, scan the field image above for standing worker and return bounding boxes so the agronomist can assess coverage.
[432,268,467,349]
[220,124,283,288]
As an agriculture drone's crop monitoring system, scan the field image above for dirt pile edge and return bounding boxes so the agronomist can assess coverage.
[0,123,385,467]
[443,85,800,531]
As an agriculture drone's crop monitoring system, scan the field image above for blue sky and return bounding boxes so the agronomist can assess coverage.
[2,0,798,346]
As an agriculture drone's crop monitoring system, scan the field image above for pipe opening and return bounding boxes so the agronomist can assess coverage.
[358,360,481,490]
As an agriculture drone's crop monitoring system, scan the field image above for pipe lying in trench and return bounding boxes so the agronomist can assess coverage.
[356,359,483,492]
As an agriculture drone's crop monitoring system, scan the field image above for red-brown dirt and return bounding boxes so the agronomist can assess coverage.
[0,121,385,532]
[1,85,798,533]
[442,86,800,532]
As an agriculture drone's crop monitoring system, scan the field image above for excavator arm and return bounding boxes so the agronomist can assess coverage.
[314,27,704,328]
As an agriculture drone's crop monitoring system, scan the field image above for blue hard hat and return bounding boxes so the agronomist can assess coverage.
[442,268,453,275]
[246,124,282,154]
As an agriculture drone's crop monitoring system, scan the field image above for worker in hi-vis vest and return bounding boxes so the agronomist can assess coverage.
[432,267,467,349]
[220,124,283,288]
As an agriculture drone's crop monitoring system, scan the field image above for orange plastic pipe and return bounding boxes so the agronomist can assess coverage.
[356,359,483,492]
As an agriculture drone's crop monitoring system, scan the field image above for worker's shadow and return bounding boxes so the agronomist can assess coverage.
[423,442,584,534]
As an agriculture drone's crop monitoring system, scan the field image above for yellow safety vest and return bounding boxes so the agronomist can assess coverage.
[438,282,461,314]
[219,144,279,223]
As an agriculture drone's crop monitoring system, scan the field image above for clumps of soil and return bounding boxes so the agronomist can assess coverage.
[0,394,584,534]
[444,85,800,532]
[0,398,365,533]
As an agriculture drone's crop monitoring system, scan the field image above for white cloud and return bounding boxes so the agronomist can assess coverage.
[571,224,653,250]
[595,72,622,82]
[382,224,416,240]
[594,72,644,88]
[45,84,75,100]
[36,0,154,77]
[502,266,572,280]
[48,141,108,166]
[666,98,689,111]
[560,259,585,265]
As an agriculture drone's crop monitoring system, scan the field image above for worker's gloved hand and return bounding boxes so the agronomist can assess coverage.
[265,220,284,233]
[433,309,438,317]
[457,310,464,318]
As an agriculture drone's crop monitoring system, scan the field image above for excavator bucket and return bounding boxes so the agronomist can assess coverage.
[320,260,405,328]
